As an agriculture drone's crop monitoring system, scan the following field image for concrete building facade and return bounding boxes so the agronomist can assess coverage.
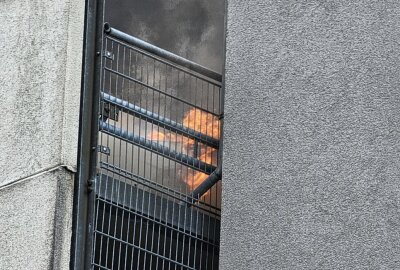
[0,0,84,268]
[220,1,400,269]
[1,0,400,269]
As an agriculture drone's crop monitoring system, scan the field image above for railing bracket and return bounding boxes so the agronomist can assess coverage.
[103,50,114,60]
[97,145,110,155]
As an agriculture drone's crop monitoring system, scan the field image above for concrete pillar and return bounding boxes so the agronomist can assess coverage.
[0,0,84,268]
[221,1,400,269]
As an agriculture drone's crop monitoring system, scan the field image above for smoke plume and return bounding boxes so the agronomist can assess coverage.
[105,0,225,72]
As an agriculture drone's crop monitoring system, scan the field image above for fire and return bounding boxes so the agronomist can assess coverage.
[148,108,219,195]
[182,109,220,140]
[148,131,166,141]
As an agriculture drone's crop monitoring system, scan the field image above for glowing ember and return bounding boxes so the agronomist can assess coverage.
[148,108,219,196]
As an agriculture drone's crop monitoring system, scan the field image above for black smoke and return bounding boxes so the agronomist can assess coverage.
[105,0,225,72]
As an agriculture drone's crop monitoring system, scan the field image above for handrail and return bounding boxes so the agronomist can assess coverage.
[101,92,220,149]
[99,162,221,212]
[103,23,223,82]
[99,121,217,174]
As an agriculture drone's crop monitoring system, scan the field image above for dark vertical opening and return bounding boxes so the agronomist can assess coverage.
[73,0,226,269]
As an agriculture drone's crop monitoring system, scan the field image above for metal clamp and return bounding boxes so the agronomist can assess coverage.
[104,50,114,60]
[87,176,97,192]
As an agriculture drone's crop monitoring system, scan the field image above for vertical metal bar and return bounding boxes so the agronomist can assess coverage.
[148,58,157,269]
[161,63,170,270]
[70,0,98,268]
[110,41,122,270]
[122,44,132,270]
[155,62,165,269]
[142,52,151,270]
[71,0,105,268]
[134,52,145,270]
[103,38,115,269]
[192,77,202,269]
[129,50,140,270]
[119,42,132,269]
[116,43,126,270]
[97,35,110,269]
[91,0,105,266]
[180,73,188,269]
[197,80,206,270]
[205,81,213,270]
[175,71,185,270]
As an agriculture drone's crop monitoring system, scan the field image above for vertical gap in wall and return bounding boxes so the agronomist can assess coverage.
[73,0,227,269]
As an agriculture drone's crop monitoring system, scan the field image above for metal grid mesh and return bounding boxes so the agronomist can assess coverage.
[91,27,223,270]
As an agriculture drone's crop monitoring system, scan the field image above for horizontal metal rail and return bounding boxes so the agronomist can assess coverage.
[94,230,196,270]
[99,162,221,213]
[96,174,220,244]
[106,36,222,87]
[103,67,220,117]
[99,121,216,174]
[104,23,222,82]
[101,92,219,149]
[96,197,219,247]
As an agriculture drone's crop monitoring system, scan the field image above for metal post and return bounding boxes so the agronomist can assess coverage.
[70,0,102,269]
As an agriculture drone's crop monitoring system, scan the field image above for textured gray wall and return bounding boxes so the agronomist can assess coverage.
[0,167,74,269]
[0,0,84,268]
[221,1,400,269]
[0,0,84,183]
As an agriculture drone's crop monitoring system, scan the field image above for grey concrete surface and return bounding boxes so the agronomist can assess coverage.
[0,166,74,270]
[0,0,84,268]
[221,1,400,269]
[0,0,84,184]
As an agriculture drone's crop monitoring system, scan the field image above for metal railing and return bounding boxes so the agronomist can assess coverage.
[90,23,223,270]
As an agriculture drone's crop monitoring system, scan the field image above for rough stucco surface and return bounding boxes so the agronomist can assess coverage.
[0,167,74,270]
[0,0,84,184]
[0,0,84,268]
[221,1,400,269]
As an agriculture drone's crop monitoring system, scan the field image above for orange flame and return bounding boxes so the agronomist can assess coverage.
[182,109,220,140]
[148,108,219,196]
